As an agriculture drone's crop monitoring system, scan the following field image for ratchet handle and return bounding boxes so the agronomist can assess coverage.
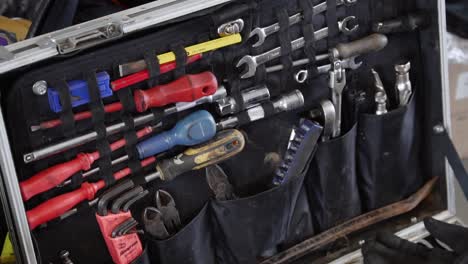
[20,153,95,201]
[133,71,218,112]
[156,129,245,181]
[332,33,388,60]
[27,181,102,230]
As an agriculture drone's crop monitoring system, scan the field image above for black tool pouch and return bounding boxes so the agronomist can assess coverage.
[146,204,216,264]
[306,125,362,232]
[210,171,307,264]
[357,92,423,211]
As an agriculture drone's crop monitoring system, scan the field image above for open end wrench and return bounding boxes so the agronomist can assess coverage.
[249,0,358,47]
[238,17,358,79]
[294,56,362,83]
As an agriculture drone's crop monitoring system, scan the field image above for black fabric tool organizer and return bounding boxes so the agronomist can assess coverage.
[1,0,440,263]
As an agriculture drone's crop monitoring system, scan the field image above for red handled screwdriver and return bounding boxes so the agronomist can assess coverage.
[26,157,156,230]
[26,129,246,230]
[33,71,218,130]
[111,54,202,91]
[20,126,155,202]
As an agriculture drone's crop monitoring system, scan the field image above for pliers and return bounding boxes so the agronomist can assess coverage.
[206,164,237,201]
[143,190,182,239]
[156,190,182,234]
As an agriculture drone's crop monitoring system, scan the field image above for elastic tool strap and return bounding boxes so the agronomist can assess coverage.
[170,43,188,79]
[116,88,142,177]
[276,9,293,93]
[325,0,338,47]
[436,130,468,200]
[143,49,160,88]
[86,71,114,186]
[53,79,83,188]
[53,79,76,138]
[299,0,319,79]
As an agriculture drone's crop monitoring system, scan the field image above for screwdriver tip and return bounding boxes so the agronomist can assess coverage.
[30,125,41,132]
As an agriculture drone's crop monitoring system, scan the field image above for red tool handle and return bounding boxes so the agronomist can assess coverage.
[26,157,156,230]
[20,127,154,201]
[134,71,218,112]
[111,54,203,91]
[35,102,123,130]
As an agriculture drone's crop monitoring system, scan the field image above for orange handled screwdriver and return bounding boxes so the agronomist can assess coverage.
[20,126,155,201]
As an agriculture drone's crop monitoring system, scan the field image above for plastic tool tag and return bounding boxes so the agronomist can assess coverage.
[96,212,143,264]
[48,71,112,113]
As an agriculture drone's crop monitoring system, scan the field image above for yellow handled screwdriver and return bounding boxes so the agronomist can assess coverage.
[119,34,242,76]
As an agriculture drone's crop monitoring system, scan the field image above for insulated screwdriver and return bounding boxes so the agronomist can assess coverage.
[26,129,245,230]
[31,71,218,130]
[20,126,156,202]
[111,54,202,91]
[25,88,227,163]
[26,157,156,230]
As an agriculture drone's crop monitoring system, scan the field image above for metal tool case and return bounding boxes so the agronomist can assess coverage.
[0,0,461,263]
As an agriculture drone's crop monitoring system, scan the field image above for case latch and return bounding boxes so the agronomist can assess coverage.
[55,23,123,54]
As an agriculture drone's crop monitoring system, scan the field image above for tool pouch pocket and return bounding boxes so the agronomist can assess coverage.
[132,246,150,264]
[210,172,306,264]
[357,92,422,211]
[306,125,362,232]
[146,204,217,264]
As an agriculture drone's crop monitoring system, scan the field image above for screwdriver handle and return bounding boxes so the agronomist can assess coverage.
[20,127,154,201]
[156,129,245,181]
[26,157,156,230]
[20,153,95,201]
[331,33,388,60]
[137,110,217,159]
[133,71,218,112]
[27,181,103,230]
[111,54,203,91]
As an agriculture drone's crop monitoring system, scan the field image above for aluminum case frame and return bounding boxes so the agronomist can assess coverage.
[0,0,458,263]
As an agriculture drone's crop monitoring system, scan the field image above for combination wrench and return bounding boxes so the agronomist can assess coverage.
[293,56,362,83]
[237,16,359,79]
[249,0,358,47]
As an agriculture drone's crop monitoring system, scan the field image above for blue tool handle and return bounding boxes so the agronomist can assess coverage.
[137,110,217,159]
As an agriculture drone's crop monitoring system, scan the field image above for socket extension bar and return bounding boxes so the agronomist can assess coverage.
[0,0,233,74]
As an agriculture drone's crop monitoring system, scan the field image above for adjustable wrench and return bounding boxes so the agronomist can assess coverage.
[249,0,358,47]
[237,17,359,79]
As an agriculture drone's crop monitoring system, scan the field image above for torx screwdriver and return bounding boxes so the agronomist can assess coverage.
[26,129,245,230]
[24,88,227,163]
[30,71,218,131]
[19,126,156,202]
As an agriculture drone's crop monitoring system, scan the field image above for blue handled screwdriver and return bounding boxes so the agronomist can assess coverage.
[136,110,217,159]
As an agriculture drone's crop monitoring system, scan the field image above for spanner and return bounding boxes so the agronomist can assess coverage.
[294,56,362,83]
[249,0,358,47]
[237,17,358,79]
